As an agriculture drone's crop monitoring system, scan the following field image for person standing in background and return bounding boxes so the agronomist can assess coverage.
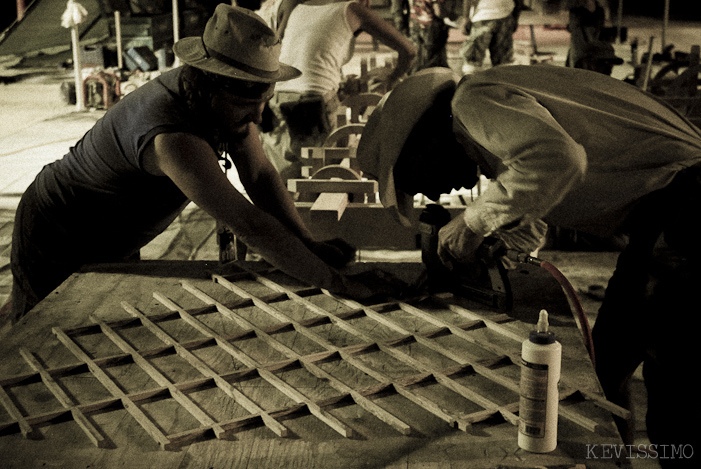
[409,0,451,72]
[261,0,416,182]
[565,0,607,68]
[459,0,520,74]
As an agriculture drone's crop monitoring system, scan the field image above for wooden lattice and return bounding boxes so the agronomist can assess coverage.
[0,266,629,450]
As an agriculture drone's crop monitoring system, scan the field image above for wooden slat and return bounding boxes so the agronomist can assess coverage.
[151,292,352,438]
[287,179,377,195]
[0,382,41,439]
[181,280,412,436]
[19,348,107,447]
[52,328,175,450]
[242,274,519,426]
[90,315,229,440]
[310,192,349,222]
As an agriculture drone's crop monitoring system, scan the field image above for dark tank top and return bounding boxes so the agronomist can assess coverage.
[31,67,205,261]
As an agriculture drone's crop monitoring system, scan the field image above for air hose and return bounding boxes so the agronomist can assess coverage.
[507,250,596,369]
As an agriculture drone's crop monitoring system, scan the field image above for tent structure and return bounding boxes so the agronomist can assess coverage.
[0,0,107,60]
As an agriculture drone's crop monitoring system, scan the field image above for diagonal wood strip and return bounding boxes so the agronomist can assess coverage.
[52,327,175,450]
[181,280,413,436]
[90,315,230,440]
[151,292,352,438]
[18,348,107,447]
[227,274,519,429]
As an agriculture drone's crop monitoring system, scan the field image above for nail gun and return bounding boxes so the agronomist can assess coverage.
[418,204,513,312]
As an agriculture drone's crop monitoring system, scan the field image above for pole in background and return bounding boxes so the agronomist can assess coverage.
[115,10,123,70]
[615,0,624,44]
[61,0,88,111]
[661,0,670,52]
[16,0,26,21]
[172,0,180,67]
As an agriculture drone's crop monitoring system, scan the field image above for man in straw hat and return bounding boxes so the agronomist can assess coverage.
[357,65,701,463]
[1,4,399,328]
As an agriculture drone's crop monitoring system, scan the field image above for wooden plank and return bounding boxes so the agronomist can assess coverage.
[0,262,632,468]
[287,179,377,195]
[300,147,356,160]
[310,192,349,222]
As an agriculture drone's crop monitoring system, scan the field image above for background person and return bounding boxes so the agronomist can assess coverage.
[409,0,450,72]
[459,0,521,74]
[261,0,416,181]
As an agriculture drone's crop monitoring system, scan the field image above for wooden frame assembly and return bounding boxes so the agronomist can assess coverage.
[0,265,629,451]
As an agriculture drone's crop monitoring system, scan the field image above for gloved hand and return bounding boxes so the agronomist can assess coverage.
[339,268,410,302]
[306,238,357,269]
[437,215,484,270]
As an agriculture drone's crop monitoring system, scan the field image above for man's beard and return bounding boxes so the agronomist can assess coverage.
[220,121,251,143]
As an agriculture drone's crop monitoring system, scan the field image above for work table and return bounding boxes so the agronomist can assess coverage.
[0,260,631,468]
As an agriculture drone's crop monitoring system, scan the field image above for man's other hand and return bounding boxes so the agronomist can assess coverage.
[307,238,357,269]
[437,215,484,269]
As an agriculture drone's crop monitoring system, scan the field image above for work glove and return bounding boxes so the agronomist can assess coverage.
[437,215,484,270]
[493,220,548,269]
[339,268,410,303]
[306,237,357,269]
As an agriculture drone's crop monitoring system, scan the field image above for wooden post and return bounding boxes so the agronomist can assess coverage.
[172,0,180,67]
[643,36,655,92]
[661,0,670,52]
[616,0,624,44]
[114,11,123,70]
[71,26,85,111]
[16,0,25,21]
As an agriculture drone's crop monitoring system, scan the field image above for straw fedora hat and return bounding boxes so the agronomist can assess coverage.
[173,4,300,83]
[356,67,460,226]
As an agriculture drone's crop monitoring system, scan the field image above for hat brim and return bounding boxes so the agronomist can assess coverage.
[357,68,460,227]
[173,37,301,84]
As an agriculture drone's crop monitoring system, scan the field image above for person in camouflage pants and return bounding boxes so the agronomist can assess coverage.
[459,0,519,73]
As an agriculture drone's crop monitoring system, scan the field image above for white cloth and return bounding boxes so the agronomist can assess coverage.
[61,0,88,28]
[470,0,514,22]
[276,1,355,95]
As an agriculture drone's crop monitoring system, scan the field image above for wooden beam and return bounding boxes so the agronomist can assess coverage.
[310,192,349,222]
[288,179,377,195]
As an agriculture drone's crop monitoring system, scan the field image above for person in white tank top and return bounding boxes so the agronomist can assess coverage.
[260,0,416,181]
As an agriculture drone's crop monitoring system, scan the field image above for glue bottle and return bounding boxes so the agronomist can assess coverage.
[518,309,562,453]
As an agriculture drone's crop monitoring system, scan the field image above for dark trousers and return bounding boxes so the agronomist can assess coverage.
[10,182,142,323]
[592,166,701,467]
[410,20,450,73]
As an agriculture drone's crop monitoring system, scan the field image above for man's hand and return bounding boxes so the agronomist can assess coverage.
[340,269,410,302]
[437,215,484,269]
[306,238,357,269]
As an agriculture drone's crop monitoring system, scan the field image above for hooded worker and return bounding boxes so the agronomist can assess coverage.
[357,65,701,465]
